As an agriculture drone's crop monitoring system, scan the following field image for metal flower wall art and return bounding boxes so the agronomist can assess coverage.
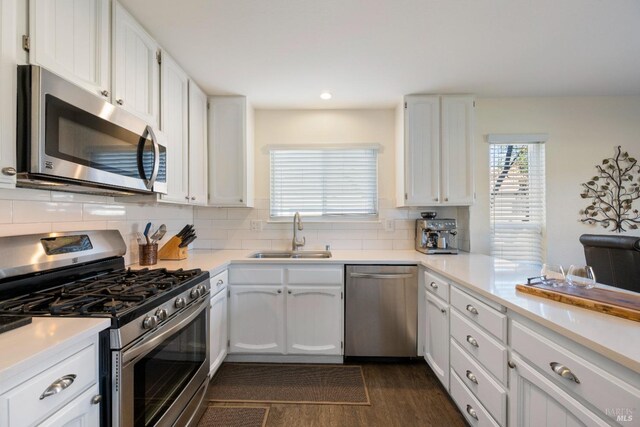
[580,146,640,232]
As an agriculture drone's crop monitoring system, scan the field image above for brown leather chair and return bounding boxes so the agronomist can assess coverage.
[579,234,640,293]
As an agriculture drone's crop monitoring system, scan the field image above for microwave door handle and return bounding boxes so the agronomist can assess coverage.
[145,125,160,190]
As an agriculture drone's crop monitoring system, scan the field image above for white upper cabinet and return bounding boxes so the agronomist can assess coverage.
[0,0,17,187]
[29,0,111,99]
[159,51,189,203]
[441,96,475,204]
[187,80,208,205]
[208,96,254,207]
[397,94,475,207]
[404,95,440,205]
[112,1,159,125]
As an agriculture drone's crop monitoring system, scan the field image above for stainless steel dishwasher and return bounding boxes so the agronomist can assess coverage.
[345,265,418,357]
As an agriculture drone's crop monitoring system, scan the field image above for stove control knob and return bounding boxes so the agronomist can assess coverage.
[197,284,207,295]
[175,297,186,309]
[142,315,159,329]
[155,308,168,321]
[190,288,201,299]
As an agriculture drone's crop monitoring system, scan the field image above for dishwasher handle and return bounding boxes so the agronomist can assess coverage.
[349,272,415,280]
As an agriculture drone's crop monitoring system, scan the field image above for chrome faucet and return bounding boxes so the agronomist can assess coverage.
[292,212,305,251]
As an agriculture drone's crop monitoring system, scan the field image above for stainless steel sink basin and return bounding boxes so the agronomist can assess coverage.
[248,250,332,259]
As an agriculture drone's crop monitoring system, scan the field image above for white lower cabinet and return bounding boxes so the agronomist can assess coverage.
[286,286,342,355]
[228,265,344,357]
[423,288,450,389]
[209,271,228,376]
[509,354,609,427]
[39,385,100,427]
[229,285,285,354]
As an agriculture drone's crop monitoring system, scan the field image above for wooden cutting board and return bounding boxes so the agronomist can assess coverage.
[515,283,640,322]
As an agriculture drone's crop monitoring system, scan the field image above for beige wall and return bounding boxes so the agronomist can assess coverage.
[471,96,640,267]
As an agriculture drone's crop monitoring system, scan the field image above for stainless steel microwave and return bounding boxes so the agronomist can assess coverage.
[16,65,167,196]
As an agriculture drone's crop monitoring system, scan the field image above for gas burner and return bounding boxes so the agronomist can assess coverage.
[104,299,124,311]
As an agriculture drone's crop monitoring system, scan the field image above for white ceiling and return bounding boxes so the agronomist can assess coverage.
[120,0,640,108]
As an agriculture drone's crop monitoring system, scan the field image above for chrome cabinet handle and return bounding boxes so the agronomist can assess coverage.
[430,282,438,289]
[445,197,449,202]
[466,335,479,348]
[440,308,446,314]
[466,404,478,420]
[91,394,102,405]
[116,98,124,105]
[466,304,479,315]
[466,370,478,384]
[550,362,580,384]
[277,289,282,294]
[216,279,224,287]
[191,196,196,200]
[100,89,109,97]
[1,167,16,176]
[40,374,76,400]
[434,197,439,202]
[508,361,516,369]
[288,290,292,294]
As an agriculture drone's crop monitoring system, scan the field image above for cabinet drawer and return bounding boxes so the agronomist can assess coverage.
[230,267,283,285]
[288,267,343,285]
[210,270,228,295]
[424,270,450,303]
[450,287,506,341]
[451,340,506,426]
[450,370,500,427]
[451,310,507,384]
[1,343,97,427]
[511,321,640,421]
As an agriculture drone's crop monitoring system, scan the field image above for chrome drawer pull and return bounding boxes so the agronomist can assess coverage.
[465,370,478,384]
[550,362,581,384]
[441,308,447,314]
[39,374,76,400]
[430,282,438,289]
[466,335,479,348]
[466,304,479,315]
[466,404,478,420]
[216,279,224,287]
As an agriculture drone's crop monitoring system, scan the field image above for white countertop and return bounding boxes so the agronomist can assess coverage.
[149,249,640,373]
[0,317,110,384]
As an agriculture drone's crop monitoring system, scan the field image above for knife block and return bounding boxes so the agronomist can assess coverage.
[158,236,188,260]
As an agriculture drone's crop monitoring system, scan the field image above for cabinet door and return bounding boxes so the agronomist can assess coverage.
[404,95,440,205]
[160,51,189,203]
[112,1,159,125]
[38,385,100,427]
[188,80,208,205]
[228,286,285,354]
[209,288,227,376]
[424,290,450,389]
[509,354,609,427]
[441,96,475,205]
[30,0,110,98]
[0,0,16,187]
[208,96,253,207]
[286,286,342,355]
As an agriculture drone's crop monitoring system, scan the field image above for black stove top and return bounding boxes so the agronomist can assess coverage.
[0,267,204,321]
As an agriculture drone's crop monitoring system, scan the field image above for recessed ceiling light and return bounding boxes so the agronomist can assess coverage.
[320,92,332,100]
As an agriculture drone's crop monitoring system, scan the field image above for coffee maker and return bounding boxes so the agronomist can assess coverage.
[415,219,459,254]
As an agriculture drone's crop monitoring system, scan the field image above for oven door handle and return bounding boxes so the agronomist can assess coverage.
[122,298,207,365]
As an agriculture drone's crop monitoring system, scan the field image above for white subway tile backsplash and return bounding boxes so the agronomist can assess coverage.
[83,203,126,221]
[0,188,50,201]
[362,239,394,250]
[52,221,108,232]
[0,222,52,236]
[13,201,83,223]
[226,208,257,220]
[392,239,414,250]
[194,208,227,220]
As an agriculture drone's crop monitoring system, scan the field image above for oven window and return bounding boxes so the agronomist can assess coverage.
[45,95,166,183]
[133,310,206,426]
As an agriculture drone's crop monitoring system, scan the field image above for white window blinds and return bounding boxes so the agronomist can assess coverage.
[270,148,378,218]
[489,142,545,266]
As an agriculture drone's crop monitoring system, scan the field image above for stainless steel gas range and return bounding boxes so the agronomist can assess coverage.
[0,230,210,427]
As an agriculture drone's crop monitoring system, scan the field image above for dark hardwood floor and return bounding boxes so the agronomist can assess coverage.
[205,361,467,427]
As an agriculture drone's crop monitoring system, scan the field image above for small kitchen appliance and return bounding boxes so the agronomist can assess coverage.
[0,230,210,427]
[415,219,459,254]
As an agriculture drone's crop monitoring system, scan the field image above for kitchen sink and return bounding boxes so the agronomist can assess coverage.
[248,250,332,259]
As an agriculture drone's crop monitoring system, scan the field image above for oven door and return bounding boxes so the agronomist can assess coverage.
[115,298,209,427]
[24,65,167,194]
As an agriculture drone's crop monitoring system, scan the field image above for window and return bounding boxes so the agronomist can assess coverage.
[489,140,545,266]
[270,147,378,218]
